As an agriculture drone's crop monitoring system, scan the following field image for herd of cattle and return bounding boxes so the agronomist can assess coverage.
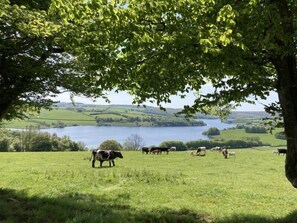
[91,146,287,168]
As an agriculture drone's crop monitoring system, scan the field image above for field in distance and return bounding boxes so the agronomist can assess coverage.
[0,149,296,223]
[2,103,211,128]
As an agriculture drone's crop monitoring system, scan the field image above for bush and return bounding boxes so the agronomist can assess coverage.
[245,126,267,133]
[30,133,52,151]
[0,138,10,152]
[99,140,123,151]
[202,127,220,136]
[275,132,287,140]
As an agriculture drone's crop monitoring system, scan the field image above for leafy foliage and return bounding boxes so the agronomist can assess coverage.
[202,127,221,136]
[0,128,87,152]
[245,126,268,133]
[99,140,123,151]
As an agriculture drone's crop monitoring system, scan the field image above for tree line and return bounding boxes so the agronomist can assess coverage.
[0,128,87,152]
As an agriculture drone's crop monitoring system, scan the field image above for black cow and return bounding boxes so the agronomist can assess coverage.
[91,149,123,167]
[150,147,169,154]
[278,148,287,155]
[142,147,149,154]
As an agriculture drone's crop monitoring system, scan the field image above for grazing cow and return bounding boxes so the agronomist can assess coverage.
[170,147,176,151]
[196,146,206,155]
[142,147,149,154]
[91,149,123,167]
[150,147,169,154]
[152,149,161,154]
[221,148,228,159]
[210,146,222,152]
[228,151,236,157]
[159,147,169,154]
[277,148,287,155]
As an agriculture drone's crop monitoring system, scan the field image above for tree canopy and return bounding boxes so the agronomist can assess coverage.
[1,0,297,187]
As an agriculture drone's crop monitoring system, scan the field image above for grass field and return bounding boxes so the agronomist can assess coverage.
[212,128,286,147]
[0,149,297,223]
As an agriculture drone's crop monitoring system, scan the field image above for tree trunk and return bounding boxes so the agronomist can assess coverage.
[273,0,297,188]
[274,56,297,188]
[0,101,14,121]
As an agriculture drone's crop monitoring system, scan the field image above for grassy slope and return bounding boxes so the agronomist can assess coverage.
[2,109,97,128]
[213,128,286,147]
[0,150,296,223]
[1,105,190,128]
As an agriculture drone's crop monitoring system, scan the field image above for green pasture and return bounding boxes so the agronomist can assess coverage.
[0,149,296,223]
[2,109,97,128]
[213,128,286,147]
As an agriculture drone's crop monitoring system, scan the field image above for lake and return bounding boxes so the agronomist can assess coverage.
[39,119,236,149]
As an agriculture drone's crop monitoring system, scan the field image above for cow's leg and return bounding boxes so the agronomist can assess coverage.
[92,160,95,168]
[111,160,115,166]
[100,161,103,167]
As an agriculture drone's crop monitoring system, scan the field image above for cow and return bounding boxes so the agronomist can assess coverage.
[221,147,228,159]
[150,147,169,154]
[91,149,123,167]
[277,148,287,155]
[142,147,149,154]
[228,151,236,157]
[170,147,176,151]
[196,146,206,155]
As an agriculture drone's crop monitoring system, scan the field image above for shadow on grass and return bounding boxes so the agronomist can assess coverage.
[0,188,296,223]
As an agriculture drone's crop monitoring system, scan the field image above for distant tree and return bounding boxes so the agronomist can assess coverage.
[203,127,221,136]
[123,134,145,150]
[275,132,287,140]
[245,126,267,133]
[0,138,9,152]
[30,133,52,151]
[99,140,123,151]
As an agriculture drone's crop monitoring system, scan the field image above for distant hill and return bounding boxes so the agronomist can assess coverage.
[2,103,272,129]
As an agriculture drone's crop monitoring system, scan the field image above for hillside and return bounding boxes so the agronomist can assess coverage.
[1,103,272,129]
[2,103,205,128]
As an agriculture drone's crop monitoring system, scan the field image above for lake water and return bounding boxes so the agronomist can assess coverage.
[39,119,235,149]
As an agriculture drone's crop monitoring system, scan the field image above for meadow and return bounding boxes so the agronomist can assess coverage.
[1,149,297,223]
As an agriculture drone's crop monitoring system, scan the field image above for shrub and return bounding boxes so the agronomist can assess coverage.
[0,138,10,152]
[245,126,267,133]
[275,132,287,140]
[202,127,220,136]
[99,140,123,151]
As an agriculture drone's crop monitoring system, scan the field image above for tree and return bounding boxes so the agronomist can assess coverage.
[99,140,123,151]
[30,133,52,151]
[123,133,145,150]
[203,127,221,136]
[0,0,111,121]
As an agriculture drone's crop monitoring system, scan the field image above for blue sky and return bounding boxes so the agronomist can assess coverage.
[54,88,279,112]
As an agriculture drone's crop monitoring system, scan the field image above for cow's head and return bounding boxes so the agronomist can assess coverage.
[114,151,123,159]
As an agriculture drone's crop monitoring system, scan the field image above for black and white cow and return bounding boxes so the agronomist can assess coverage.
[91,149,123,167]
[222,148,228,159]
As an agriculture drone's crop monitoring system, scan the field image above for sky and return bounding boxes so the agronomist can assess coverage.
[54,86,279,112]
